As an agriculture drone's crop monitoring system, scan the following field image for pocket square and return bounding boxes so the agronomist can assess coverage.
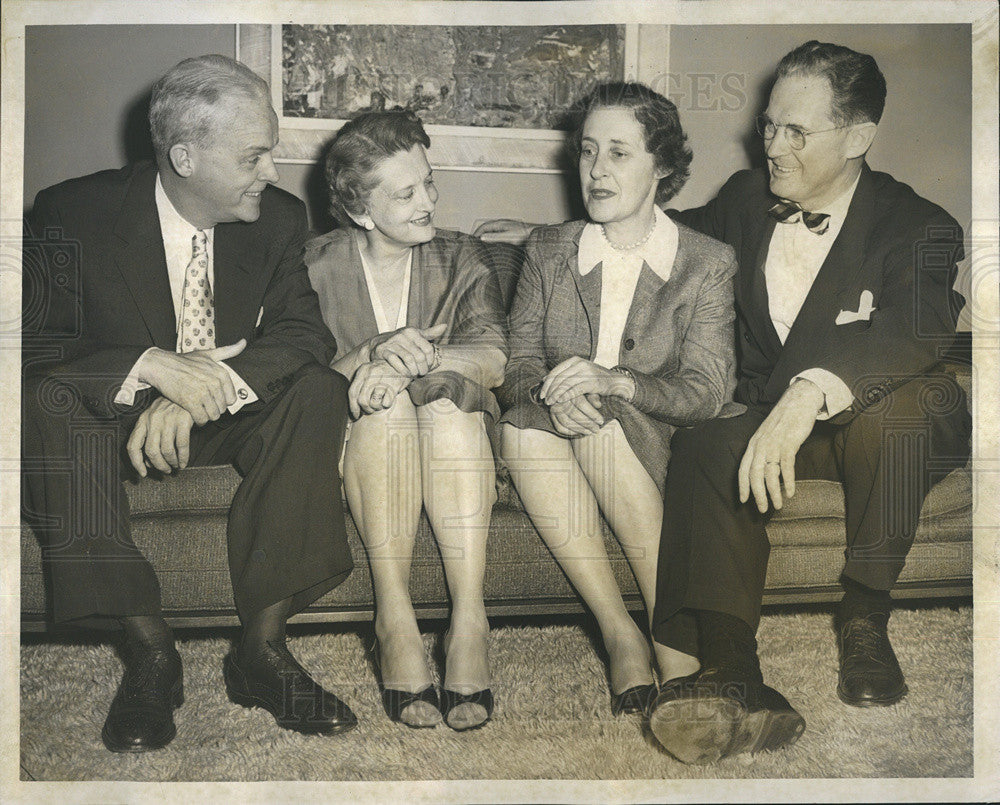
[255,307,264,328]
[835,290,876,325]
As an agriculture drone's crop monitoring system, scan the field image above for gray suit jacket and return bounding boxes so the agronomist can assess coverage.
[497,218,739,491]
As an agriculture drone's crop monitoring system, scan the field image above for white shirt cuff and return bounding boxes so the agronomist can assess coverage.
[113,348,156,406]
[111,349,258,413]
[219,361,258,413]
[792,368,854,420]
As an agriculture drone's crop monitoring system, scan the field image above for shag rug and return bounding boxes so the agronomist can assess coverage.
[19,605,972,782]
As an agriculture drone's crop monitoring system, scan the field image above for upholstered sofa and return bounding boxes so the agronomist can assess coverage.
[19,242,973,630]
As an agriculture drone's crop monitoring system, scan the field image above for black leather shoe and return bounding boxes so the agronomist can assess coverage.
[611,683,657,717]
[647,666,805,764]
[836,613,908,706]
[101,643,183,753]
[224,640,358,735]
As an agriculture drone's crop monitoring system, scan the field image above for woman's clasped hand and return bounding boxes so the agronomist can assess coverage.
[497,81,737,715]
[307,110,507,732]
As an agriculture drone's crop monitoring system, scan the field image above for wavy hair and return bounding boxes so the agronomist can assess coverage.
[324,110,431,227]
[568,81,692,205]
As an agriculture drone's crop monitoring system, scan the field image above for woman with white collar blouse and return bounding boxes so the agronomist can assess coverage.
[497,82,739,713]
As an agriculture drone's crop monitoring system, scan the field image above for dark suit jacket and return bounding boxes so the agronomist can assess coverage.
[671,164,965,416]
[497,218,738,490]
[23,162,336,416]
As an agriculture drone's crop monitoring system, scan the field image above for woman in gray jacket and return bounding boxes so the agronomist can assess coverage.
[498,82,739,714]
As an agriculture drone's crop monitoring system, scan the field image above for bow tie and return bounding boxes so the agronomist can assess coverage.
[768,201,831,235]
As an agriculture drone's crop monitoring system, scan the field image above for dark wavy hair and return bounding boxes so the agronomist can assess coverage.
[568,82,692,205]
[324,109,431,227]
[776,41,886,125]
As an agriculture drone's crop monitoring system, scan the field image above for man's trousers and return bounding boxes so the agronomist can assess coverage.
[22,363,353,629]
[651,373,970,656]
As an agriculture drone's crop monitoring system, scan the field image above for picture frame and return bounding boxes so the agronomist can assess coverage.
[237,23,657,172]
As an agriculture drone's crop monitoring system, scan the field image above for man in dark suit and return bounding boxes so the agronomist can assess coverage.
[22,55,357,752]
[645,41,970,763]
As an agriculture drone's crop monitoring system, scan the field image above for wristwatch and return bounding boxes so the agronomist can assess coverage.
[611,366,637,402]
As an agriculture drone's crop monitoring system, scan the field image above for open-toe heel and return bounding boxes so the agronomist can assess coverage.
[369,637,441,729]
[440,688,494,732]
[382,685,442,726]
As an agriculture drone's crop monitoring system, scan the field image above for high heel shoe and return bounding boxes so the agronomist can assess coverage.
[369,637,442,729]
[440,687,494,732]
[439,628,493,731]
[382,685,442,726]
[611,683,657,716]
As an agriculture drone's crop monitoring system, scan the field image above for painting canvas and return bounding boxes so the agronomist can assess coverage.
[236,23,639,169]
[281,24,625,130]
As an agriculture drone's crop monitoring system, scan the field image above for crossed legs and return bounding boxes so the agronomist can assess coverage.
[501,420,697,704]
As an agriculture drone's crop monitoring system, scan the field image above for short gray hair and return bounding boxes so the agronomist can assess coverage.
[149,54,270,162]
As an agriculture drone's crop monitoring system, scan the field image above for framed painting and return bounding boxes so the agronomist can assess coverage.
[237,23,648,172]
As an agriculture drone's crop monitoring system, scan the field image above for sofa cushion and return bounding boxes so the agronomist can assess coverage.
[21,459,972,621]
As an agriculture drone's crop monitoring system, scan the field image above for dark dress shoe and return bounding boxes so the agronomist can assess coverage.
[101,643,183,753]
[224,640,358,735]
[369,637,443,729]
[611,683,657,717]
[440,688,494,731]
[382,685,442,728]
[836,613,908,706]
[647,666,805,765]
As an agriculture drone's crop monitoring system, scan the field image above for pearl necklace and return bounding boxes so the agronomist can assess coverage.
[600,215,656,251]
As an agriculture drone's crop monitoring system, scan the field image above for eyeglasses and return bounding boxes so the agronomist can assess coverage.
[754,115,851,151]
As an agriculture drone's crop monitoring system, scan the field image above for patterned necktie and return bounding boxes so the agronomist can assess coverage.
[767,200,831,235]
[177,230,216,353]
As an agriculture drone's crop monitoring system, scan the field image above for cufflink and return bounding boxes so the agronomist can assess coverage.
[238,388,249,400]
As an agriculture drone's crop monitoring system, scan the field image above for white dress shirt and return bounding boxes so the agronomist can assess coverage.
[114,174,256,412]
[764,175,860,418]
[579,205,679,368]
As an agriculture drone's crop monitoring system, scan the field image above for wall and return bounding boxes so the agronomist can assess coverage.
[667,24,972,229]
[23,25,235,205]
[24,23,971,237]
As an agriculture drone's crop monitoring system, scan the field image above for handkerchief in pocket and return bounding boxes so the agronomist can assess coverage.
[255,306,264,328]
[836,290,876,325]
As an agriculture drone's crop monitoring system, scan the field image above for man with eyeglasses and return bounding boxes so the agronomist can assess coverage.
[643,40,970,763]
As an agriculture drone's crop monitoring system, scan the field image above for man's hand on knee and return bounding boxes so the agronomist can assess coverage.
[739,380,825,513]
[137,340,246,425]
[127,397,196,477]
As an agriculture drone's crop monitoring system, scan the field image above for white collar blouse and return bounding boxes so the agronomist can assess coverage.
[577,205,679,368]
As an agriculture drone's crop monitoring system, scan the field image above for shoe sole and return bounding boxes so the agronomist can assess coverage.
[101,679,184,753]
[649,696,805,765]
[837,683,908,707]
[223,656,357,736]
